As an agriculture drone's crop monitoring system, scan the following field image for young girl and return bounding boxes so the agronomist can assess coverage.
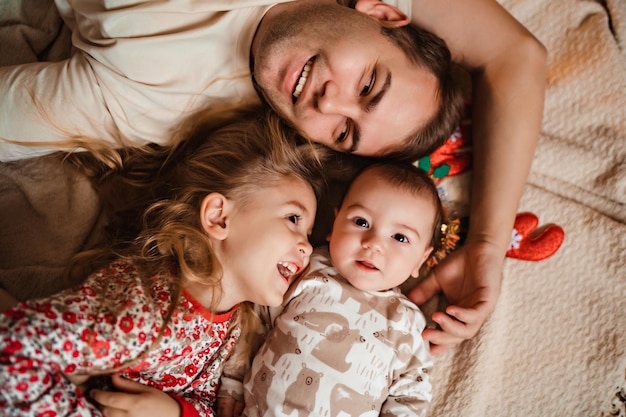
[0,107,327,417]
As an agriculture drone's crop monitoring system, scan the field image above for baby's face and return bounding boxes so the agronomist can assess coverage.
[328,169,435,292]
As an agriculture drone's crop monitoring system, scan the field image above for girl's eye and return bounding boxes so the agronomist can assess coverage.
[354,217,369,228]
[360,71,375,96]
[392,233,409,243]
[288,214,301,225]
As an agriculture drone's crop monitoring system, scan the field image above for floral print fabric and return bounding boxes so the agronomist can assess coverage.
[0,261,239,417]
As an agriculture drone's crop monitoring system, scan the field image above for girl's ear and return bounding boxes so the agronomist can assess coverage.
[410,246,434,278]
[353,0,409,28]
[200,193,231,240]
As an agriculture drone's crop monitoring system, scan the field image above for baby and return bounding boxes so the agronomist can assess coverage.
[235,161,446,416]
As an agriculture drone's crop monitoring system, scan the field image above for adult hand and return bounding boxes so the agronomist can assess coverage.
[216,396,244,417]
[409,239,505,355]
[90,374,181,417]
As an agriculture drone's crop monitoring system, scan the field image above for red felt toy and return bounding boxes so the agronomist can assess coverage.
[506,212,565,261]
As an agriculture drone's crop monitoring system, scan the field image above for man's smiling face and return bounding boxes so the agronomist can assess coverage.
[251,0,439,157]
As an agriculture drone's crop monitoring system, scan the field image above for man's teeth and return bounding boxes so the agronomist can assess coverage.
[278,261,298,278]
[292,59,313,101]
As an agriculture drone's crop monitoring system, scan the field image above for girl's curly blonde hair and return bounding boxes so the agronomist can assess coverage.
[70,104,329,372]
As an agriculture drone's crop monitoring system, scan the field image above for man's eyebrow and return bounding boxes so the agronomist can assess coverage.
[350,70,391,153]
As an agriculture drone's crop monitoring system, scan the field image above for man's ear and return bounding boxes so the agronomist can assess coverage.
[200,193,231,241]
[410,246,434,278]
[353,0,409,28]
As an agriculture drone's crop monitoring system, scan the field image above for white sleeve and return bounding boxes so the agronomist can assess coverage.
[0,58,120,161]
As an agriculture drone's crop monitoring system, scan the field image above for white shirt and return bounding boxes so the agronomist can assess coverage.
[0,0,291,160]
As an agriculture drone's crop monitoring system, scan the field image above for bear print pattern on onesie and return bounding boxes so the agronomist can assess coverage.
[242,248,433,417]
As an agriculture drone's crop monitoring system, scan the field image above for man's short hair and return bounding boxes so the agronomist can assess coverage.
[379,23,464,162]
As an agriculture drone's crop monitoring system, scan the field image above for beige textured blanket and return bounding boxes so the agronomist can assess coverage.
[428,0,626,415]
[1,0,625,416]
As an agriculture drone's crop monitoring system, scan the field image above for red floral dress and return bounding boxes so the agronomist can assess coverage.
[0,260,239,417]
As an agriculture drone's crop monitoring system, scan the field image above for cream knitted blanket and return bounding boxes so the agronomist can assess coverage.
[427,1,626,415]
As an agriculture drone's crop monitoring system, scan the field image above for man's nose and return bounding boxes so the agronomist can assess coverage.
[317,81,359,118]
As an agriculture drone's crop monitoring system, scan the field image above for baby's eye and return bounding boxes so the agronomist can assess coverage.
[288,214,301,225]
[392,233,409,243]
[354,217,369,228]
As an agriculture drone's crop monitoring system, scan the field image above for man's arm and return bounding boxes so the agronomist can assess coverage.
[407,0,547,351]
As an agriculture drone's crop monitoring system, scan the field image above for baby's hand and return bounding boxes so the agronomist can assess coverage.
[216,395,244,417]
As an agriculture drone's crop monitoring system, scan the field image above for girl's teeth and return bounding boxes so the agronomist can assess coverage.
[278,261,298,277]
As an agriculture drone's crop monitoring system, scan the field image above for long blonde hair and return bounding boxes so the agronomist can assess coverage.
[73,104,329,372]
